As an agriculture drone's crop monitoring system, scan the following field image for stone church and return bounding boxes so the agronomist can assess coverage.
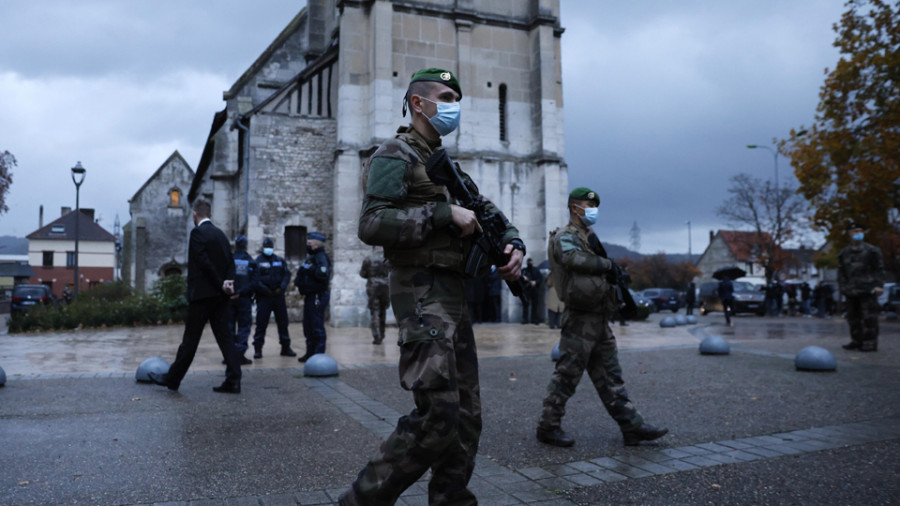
[168,0,567,326]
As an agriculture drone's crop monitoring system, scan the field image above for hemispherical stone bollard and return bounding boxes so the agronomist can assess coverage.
[699,335,731,355]
[303,353,339,377]
[135,357,170,383]
[794,346,837,372]
[0,365,6,386]
[685,315,698,325]
[660,317,676,328]
[551,343,561,361]
[674,315,688,326]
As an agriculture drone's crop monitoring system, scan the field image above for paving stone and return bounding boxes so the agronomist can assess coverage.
[586,469,629,483]
[717,439,756,450]
[512,487,568,503]
[587,458,653,479]
[495,479,544,494]
[536,476,580,492]
[723,450,763,462]
[517,467,556,480]
[682,455,723,467]
[545,463,582,476]
[475,494,522,505]
[704,452,746,464]
[635,450,678,463]
[562,473,604,487]
[225,497,263,506]
[763,443,805,455]
[659,448,693,459]
[675,445,714,456]
[565,461,600,473]
[656,459,700,472]
[695,442,735,453]
[293,490,329,505]
[260,493,300,505]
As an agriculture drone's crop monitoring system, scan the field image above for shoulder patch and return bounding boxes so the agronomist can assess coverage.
[366,156,408,201]
[558,232,584,253]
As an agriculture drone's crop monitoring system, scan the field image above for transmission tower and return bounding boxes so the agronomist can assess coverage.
[629,221,641,252]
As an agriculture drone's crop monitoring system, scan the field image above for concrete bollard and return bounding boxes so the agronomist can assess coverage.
[660,317,676,328]
[0,365,6,386]
[685,315,698,325]
[674,315,688,326]
[551,343,560,361]
[795,346,837,372]
[135,357,170,383]
[303,353,339,377]
[699,335,731,355]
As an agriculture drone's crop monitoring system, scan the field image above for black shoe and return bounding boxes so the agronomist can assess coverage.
[212,383,241,394]
[842,341,862,350]
[280,346,297,357]
[623,424,669,446]
[253,350,262,359]
[536,427,575,447]
[859,343,878,352]
[147,372,178,391]
[298,352,314,363]
[239,356,253,365]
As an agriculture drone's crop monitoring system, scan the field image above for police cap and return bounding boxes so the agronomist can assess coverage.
[234,234,248,247]
[569,187,600,205]
[308,232,326,242]
[262,237,274,247]
[845,221,866,231]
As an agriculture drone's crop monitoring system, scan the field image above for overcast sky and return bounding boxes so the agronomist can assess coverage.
[0,0,845,255]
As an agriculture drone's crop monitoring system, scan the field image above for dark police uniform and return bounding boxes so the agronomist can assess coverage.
[838,237,885,351]
[360,251,391,344]
[341,68,523,506]
[229,237,257,359]
[294,236,331,358]
[252,246,293,357]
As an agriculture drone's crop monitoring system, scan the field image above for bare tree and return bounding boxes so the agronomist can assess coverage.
[0,150,15,215]
[716,173,808,282]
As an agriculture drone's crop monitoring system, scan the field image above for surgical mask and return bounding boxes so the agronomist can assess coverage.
[422,97,461,136]
[263,247,274,256]
[852,233,864,242]
[576,205,599,226]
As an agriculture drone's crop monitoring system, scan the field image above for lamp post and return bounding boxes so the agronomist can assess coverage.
[686,220,692,263]
[746,144,779,190]
[71,162,86,298]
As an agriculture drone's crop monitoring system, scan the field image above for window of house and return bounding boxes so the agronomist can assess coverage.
[284,226,307,263]
[42,251,53,267]
[498,83,508,142]
[169,189,181,207]
[66,251,76,267]
[51,225,65,234]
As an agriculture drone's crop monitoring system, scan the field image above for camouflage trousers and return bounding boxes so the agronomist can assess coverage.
[367,282,390,344]
[539,309,643,433]
[343,266,482,506]
[846,294,880,350]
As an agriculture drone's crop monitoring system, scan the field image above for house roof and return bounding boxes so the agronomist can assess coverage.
[0,262,35,277]
[717,230,772,261]
[129,150,194,202]
[26,209,116,242]
[188,108,229,202]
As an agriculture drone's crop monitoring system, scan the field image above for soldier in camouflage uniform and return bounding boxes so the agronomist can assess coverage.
[537,187,668,448]
[838,222,885,352]
[360,247,391,344]
[340,68,525,506]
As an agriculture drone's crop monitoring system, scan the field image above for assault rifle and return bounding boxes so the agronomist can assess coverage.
[587,233,637,319]
[425,148,529,302]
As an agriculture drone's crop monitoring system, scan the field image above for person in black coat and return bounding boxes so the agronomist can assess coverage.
[718,278,735,327]
[294,232,332,362]
[148,198,242,393]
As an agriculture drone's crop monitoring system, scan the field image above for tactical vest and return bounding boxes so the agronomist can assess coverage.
[371,128,472,273]
[548,224,617,314]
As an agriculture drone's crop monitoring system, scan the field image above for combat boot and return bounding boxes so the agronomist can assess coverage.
[842,341,861,350]
[623,424,669,446]
[280,346,297,357]
[253,348,263,359]
[537,427,575,447]
[859,342,878,352]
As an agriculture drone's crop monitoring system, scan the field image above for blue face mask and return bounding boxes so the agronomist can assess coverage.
[263,247,274,256]
[576,205,599,226]
[852,233,864,242]
[422,97,461,136]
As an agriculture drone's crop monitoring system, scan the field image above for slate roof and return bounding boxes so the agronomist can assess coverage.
[0,262,35,277]
[26,209,116,242]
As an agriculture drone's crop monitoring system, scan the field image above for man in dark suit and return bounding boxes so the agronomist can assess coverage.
[149,198,242,394]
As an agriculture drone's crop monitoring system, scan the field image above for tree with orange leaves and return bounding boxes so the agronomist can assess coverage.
[784,0,899,278]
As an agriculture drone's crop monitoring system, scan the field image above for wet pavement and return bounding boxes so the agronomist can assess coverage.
[1,311,898,505]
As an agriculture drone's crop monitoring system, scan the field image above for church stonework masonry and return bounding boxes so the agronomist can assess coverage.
[186,0,568,326]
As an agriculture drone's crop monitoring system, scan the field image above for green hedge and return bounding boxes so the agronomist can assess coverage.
[9,276,188,333]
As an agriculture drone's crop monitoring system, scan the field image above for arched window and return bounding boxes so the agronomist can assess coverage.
[169,189,181,207]
[498,83,508,142]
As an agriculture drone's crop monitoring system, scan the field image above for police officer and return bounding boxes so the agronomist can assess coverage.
[537,187,667,448]
[838,221,885,352]
[229,235,256,364]
[359,246,390,344]
[521,258,543,324]
[340,68,525,506]
[251,237,296,358]
[294,232,331,362]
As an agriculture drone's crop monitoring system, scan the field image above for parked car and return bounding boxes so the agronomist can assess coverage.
[885,284,900,312]
[629,289,656,312]
[640,288,682,312]
[698,281,765,316]
[11,284,55,315]
[879,282,897,311]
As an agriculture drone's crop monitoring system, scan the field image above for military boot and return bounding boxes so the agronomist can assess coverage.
[280,345,297,357]
[537,427,575,447]
[253,348,263,359]
[623,424,669,446]
[842,341,862,350]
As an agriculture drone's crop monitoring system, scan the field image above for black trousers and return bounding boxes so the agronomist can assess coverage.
[168,295,242,389]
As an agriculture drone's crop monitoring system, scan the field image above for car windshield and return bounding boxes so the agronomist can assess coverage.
[733,282,758,293]
[16,286,47,297]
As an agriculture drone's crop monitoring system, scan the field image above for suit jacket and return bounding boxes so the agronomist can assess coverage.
[187,220,235,303]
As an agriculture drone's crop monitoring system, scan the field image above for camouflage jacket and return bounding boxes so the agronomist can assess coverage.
[838,241,885,297]
[358,125,519,273]
[548,222,616,314]
[360,254,390,289]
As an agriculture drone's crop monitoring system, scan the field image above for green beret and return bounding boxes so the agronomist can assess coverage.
[569,187,600,204]
[409,68,462,98]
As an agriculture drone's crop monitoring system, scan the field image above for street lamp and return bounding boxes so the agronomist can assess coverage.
[686,220,692,263]
[71,161,86,298]
[746,144,779,189]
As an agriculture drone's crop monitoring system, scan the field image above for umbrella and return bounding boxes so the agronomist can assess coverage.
[713,266,746,280]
